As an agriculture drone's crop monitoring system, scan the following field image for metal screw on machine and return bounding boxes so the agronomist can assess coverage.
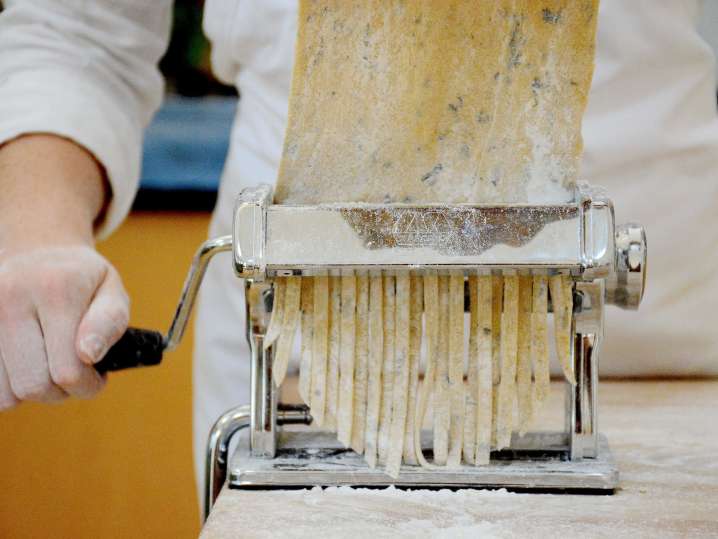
[605,223,647,310]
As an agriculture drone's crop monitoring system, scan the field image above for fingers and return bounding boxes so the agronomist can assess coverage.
[0,314,66,404]
[0,353,19,411]
[76,266,129,367]
[39,282,106,400]
[0,247,126,408]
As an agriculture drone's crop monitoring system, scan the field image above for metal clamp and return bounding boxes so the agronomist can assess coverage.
[204,404,312,522]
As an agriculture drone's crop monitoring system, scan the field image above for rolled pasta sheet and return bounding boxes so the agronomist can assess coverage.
[264,278,286,350]
[325,276,342,430]
[364,273,384,467]
[273,276,302,386]
[463,275,479,465]
[298,277,314,404]
[496,274,519,449]
[403,273,423,465]
[549,274,575,385]
[516,275,533,435]
[311,275,330,426]
[276,1,599,206]
[351,272,370,454]
[475,274,493,465]
[378,274,396,463]
[415,271,439,468]
[337,273,357,447]
[531,275,550,407]
[433,275,451,466]
[386,273,410,477]
[447,271,465,467]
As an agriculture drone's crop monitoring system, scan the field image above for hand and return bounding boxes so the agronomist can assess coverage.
[0,247,129,408]
[0,134,129,410]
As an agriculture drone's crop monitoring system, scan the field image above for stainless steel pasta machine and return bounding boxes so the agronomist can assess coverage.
[94,181,646,521]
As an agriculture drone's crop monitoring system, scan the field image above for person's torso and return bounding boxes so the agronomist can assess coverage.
[202,0,718,374]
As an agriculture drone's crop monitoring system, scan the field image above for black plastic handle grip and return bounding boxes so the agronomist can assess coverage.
[94,327,165,374]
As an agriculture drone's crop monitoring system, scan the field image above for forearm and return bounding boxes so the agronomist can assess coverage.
[0,134,107,251]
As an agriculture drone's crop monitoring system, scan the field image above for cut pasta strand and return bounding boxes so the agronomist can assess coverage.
[475,274,493,465]
[549,274,575,385]
[403,274,423,465]
[433,275,451,465]
[264,278,286,350]
[386,273,410,477]
[516,275,533,434]
[325,276,342,430]
[364,273,384,468]
[496,275,519,449]
[298,277,314,403]
[415,272,439,468]
[447,271,465,467]
[531,275,550,407]
[310,275,329,426]
[378,275,396,463]
[463,274,479,465]
[351,272,370,454]
[337,273,357,447]
[273,276,301,386]
[490,275,503,449]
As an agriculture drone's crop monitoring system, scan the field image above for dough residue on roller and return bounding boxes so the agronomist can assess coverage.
[264,0,596,477]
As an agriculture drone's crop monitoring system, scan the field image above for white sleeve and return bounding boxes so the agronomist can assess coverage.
[0,0,173,238]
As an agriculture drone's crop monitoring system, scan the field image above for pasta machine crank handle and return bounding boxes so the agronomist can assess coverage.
[93,235,234,374]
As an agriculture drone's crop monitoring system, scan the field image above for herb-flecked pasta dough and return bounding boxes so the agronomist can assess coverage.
[265,0,596,476]
[275,0,598,205]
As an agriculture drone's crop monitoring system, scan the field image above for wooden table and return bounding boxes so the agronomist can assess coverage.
[201,381,718,538]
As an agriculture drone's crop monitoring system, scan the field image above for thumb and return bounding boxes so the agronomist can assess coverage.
[76,267,130,365]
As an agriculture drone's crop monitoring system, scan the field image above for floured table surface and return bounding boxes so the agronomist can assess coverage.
[201,380,718,539]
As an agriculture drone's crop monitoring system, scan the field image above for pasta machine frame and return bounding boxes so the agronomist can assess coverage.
[148,182,645,520]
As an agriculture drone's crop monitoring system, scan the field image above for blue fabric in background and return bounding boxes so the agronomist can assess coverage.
[140,95,236,192]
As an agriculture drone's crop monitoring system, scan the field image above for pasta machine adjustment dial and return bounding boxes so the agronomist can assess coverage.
[606,223,647,310]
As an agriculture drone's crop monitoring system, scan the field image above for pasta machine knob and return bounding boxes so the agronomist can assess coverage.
[606,223,647,310]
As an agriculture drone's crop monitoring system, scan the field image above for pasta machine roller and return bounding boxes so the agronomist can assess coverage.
[93,181,646,521]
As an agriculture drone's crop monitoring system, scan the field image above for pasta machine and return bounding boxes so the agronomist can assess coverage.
[93,181,646,521]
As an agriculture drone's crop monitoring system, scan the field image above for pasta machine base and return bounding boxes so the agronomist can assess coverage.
[228,429,618,492]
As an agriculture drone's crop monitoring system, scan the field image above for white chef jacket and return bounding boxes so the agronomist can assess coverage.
[1,0,717,500]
